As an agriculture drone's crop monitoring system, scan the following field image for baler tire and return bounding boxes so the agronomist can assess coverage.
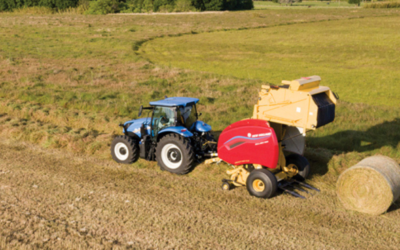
[246,169,277,199]
[111,135,139,164]
[156,133,194,175]
[286,154,310,180]
[222,182,232,191]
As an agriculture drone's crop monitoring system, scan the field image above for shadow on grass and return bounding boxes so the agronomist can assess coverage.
[306,118,400,176]
[306,118,400,213]
[308,118,400,154]
[387,200,400,213]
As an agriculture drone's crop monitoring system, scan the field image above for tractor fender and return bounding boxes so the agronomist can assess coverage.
[158,126,193,138]
[193,121,211,133]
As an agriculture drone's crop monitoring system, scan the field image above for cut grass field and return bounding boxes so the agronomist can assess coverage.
[254,0,360,9]
[1,137,400,249]
[1,8,400,249]
[141,16,400,107]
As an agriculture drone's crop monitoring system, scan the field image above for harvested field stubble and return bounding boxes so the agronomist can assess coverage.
[0,138,400,249]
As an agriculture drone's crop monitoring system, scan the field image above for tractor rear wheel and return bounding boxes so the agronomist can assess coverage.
[246,169,277,198]
[111,135,139,164]
[286,154,310,180]
[156,133,194,175]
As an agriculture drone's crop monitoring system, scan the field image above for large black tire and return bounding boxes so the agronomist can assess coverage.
[111,135,139,164]
[156,133,194,175]
[246,169,277,198]
[286,154,310,180]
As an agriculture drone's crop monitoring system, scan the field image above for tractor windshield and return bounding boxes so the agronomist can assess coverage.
[152,106,176,138]
[178,103,197,130]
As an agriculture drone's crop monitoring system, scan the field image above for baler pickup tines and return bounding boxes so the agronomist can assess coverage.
[292,185,309,194]
[278,180,320,199]
[279,185,306,199]
[293,180,320,192]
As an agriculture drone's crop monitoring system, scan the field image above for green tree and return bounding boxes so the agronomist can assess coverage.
[152,0,174,11]
[0,0,79,11]
[191,0,253,11]
[348,0,360,6]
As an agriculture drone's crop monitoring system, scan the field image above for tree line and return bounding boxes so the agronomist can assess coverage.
[0,0,254,13]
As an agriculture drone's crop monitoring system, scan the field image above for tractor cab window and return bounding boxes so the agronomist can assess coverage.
[152,106,176,137]
[178,104,197,131]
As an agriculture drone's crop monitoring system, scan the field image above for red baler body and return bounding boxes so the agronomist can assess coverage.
[217,119,279,168]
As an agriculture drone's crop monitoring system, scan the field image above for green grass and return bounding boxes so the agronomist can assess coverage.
[141,16,400,107]
[365,1,400,8]
[254,0,359,9]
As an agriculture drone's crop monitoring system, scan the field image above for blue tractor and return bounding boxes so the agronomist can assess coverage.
[111,97,216,174]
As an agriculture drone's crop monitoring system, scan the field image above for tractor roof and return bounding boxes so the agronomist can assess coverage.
[149,97,199,107]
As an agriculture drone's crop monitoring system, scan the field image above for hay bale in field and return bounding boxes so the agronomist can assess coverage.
[336,156,400,215]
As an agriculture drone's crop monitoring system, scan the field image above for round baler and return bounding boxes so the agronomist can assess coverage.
[206,76,338,198]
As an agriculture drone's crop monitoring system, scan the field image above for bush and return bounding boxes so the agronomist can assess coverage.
[153,0,175,11]
[348,0,360,5]
[118,0,154,13]
[11,6,54,14]
[191,0,253,10]
[174,0,195,11]
[235,0,253,9]
[85,0,120,14]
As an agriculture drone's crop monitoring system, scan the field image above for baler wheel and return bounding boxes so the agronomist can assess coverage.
[286,154,310,180]
[246,169,277,198]
[221,182,232,191]
[110,135,139,164]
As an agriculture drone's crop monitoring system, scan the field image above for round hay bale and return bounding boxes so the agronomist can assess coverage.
[336,155,400,215]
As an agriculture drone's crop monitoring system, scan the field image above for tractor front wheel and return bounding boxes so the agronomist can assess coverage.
[111,135,139,164]
[286,154,310,180]
[246,169,277,198]
[156,134,194,175]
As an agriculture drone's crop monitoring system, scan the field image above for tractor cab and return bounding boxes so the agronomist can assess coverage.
[122,97,211,142]
[149,97,200,138]
[136,97,210,140]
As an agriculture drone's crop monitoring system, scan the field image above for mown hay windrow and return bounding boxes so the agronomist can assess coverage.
[336,156,400,215]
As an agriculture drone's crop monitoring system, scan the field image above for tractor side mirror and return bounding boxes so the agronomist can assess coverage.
[138,105,143,117]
